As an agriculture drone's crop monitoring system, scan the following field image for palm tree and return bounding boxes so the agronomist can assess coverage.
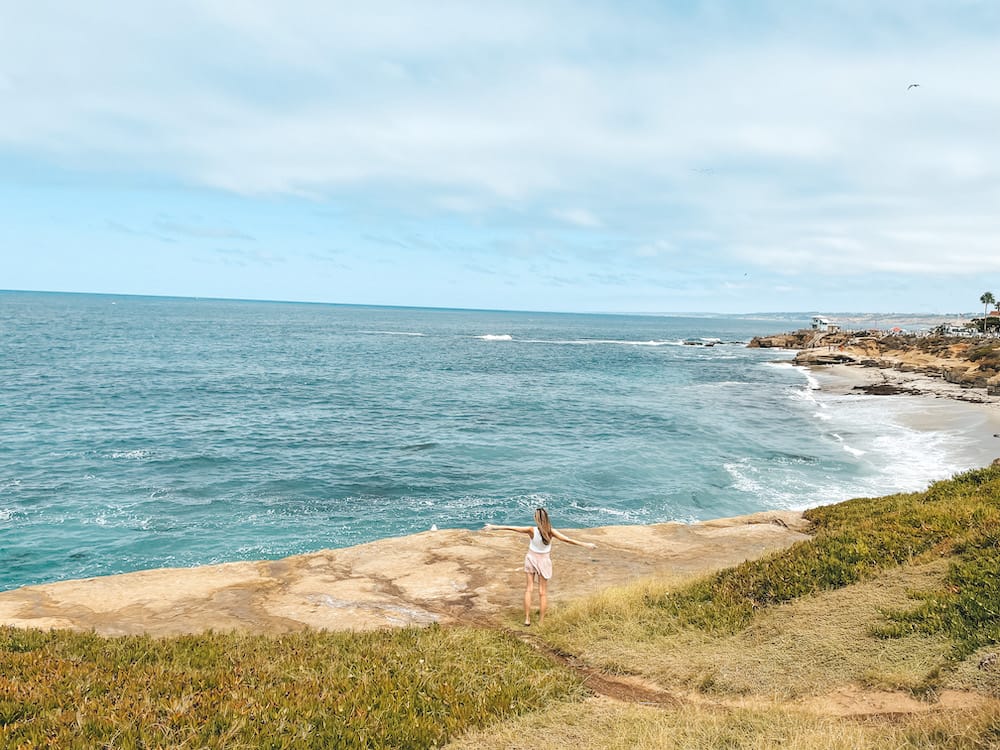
[982,292,996,333]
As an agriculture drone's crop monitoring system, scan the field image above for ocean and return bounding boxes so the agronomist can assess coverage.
[0,292,985,591]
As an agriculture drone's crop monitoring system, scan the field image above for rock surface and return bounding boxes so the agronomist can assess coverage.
[750,331,1000,397]
[0,512,809,636]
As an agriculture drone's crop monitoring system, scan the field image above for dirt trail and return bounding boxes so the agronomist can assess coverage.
[518,630,992,718]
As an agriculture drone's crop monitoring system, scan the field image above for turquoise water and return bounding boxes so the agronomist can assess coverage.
[0,292,981,590]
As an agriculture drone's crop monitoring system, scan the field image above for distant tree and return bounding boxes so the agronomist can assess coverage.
[981,292,996,332]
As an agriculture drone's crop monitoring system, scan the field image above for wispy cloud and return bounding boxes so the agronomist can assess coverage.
[2,2,999,310]
[155,220,255,242]
[552,208,602,228]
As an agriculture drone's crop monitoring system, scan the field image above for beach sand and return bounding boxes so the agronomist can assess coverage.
[809,363,1000,470]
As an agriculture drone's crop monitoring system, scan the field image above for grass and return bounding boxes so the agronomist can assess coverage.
[543,558,956,699]
[542,466,1000,696]
[968,342,1000,371]
[0,624,582,749]
[446,697,1000,750]
[654,466,1000,646]
[5,467,1000,747]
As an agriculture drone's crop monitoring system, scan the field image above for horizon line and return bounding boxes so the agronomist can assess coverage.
[0,288,976,319]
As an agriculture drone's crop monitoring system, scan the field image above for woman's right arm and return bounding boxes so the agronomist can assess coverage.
[483,524,532,534]
[551,529,597,549]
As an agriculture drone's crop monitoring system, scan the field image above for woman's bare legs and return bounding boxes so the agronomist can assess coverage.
[523,573,534,625]
[538,576,548,625]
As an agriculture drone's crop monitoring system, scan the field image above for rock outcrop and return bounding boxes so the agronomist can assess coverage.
[0,512,810,636]
[750,331,1000,396]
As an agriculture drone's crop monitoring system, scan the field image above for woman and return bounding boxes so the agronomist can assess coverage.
[484,508,597,626]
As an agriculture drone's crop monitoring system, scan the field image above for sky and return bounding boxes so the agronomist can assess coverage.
[2,1,999,315]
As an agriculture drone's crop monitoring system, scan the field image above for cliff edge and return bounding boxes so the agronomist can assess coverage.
[0,512,808,636]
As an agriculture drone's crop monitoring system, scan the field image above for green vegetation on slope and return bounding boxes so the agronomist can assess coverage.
[0,625,582,749]
[544,465,1000,689]
[528,467,1000,748]
[4,468,1000,748]
[633,466,1000,655]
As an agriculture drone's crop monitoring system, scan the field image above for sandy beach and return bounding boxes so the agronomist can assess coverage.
[808,362,1000,470]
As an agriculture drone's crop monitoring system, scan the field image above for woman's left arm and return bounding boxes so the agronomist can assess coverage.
[552,529,597,549]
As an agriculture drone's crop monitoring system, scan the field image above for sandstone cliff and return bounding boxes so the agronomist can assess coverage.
[750,331,1000,396]
[0,513,809,636]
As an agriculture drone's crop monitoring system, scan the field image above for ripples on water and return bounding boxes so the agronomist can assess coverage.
[0,292,977,589]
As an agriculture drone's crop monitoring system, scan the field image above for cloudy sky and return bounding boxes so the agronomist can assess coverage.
[2,1,999,314]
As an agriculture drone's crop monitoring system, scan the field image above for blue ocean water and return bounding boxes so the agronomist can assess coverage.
[0,292,983,591]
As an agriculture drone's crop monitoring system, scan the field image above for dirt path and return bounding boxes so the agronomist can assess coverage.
[502,624,993,719]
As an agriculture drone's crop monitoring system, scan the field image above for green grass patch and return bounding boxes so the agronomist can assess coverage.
[0,624,582,749]
[644,467,1000,636]
[550,466,1000,667]
[875,534,1000,658]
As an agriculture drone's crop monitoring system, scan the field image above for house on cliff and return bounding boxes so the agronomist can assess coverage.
[811,316,840,332]
[972,310,1000,334]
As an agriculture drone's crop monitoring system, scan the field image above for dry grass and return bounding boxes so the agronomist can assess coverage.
[447,696,1000,750]
[543,560,954,699]
[944,645,1000,698]
[0,625,583,749]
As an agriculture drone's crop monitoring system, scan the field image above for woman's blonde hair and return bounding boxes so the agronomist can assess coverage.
[534,507,553,544]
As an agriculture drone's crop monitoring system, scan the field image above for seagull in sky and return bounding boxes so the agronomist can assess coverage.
[907,83,920,90]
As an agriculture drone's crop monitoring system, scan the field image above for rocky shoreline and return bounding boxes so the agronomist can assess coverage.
[8,329,1000,639]
[750,330,1000,397]
[0,512,809,636]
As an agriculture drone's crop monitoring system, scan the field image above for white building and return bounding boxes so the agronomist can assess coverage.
[811,316,839,332]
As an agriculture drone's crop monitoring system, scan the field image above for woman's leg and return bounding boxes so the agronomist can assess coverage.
[538,576,548,624]
[523,573,534,625]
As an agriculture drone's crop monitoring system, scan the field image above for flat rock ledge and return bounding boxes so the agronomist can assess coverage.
[0,512,809,636]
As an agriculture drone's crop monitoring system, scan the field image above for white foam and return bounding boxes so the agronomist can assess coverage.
[832,433,866,457]
[108,450,150,460]
[520,338,684,347]
[809,390,974,498]
[476,334,513,341]
[0,509,13,522]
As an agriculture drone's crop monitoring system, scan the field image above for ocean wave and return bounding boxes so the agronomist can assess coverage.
[399,442,439,452]
[107,450,151,460]
[566,499,653,523]
[723,458,833,511]
[0,509,14,523]
[361,330,426,337]
[476,334,513,341]
[831,433,866,457]
[519,338,685,347]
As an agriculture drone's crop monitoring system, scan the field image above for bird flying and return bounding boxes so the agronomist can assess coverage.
[907,83,920,90]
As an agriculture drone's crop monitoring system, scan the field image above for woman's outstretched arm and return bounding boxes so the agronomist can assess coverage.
[552,529,597,549]
[482,524,533,534]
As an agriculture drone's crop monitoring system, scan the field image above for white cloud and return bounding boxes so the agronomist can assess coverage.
[2,2,1000,299]
[552,208,602,228]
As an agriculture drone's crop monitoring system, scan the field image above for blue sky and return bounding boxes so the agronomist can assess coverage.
[2,2,999,314]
